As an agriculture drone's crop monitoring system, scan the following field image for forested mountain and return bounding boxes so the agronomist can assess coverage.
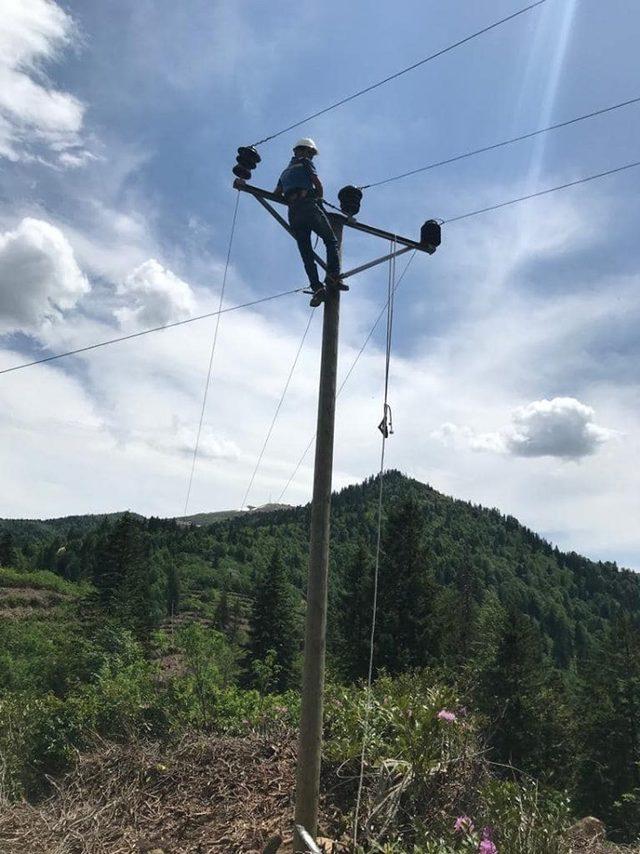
[3,471,640,842]
[2,469,637,667]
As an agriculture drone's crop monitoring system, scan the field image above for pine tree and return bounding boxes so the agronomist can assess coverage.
[166,563,180,617]
[93,514,161,630]
[248,548,298,692]
[576,614,640,839]
[0,531,16,567]
[337,540,373,682]
[214,587,230,632]
[436,549,480,666]
[228,595,244,643]
[477,610,571,782]
[375,498,439,674]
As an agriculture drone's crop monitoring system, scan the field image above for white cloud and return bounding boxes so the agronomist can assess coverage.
[0,217,89,330]
[115,259,197,327]
[0,0,85,162]
[434,397,614,460]
[504,397,614,459]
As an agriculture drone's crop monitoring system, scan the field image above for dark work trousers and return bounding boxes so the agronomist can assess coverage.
[288,198,340,289]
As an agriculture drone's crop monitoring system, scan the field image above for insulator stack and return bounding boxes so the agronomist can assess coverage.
[420,220,441,251]
[232,146,261,180]
[338,185,363,216]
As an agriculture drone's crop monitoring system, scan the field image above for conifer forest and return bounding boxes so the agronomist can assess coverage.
[1,472,639,851]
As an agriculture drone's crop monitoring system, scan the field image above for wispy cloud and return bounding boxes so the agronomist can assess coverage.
[0,0,88,164]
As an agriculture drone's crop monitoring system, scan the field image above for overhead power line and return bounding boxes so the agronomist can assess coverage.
[361,95,640,190]
[252,0,547,147]
[184,191,241,515]
[240,307,316,511]
[0,287,303,377]
[443,159,640,223]
[276,157,640,500]
[5,160,635,380]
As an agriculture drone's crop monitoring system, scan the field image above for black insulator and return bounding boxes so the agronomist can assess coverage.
[232,164,252,180]
[420,219,441,250]
[338,185,363,216]
[237,146,261,167]
[237,152,257,170]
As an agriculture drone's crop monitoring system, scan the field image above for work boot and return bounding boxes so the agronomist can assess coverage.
[326,274,349,292]
[309,286,326,307]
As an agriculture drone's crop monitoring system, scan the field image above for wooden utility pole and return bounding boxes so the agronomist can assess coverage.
[293,215,343,851]
[232,177,440,851]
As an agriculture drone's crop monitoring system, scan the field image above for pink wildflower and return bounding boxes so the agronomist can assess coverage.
[437,709,457,723]
[479,826,497,854]
[454,815,474,833]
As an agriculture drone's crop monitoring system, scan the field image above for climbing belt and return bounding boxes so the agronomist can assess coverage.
[353,240,397,848]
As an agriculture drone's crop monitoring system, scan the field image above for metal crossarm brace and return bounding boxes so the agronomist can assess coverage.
[251,192,328,272]
[233,179,433,256]
[342,245,413,280]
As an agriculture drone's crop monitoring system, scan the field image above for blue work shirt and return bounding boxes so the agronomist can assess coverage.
[278,156,317,195]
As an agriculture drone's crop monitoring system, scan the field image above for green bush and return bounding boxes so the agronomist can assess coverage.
[0,617,95,695]
[0,693,85,799]
[324,671,468,772]
[0,567,89,596]
[76,630,160,739]
[0,627,162,799]
[479,780,571,854]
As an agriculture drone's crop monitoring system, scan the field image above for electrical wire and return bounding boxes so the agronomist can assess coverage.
[360,95,640,190]
[7,160,634,381]
[184,191,238,515]
[277,251,416,503]
[251,0,547,147]
[240,307,316,511]
[0,287,304,377]
[277,157,640,500]
[443,158,640,223]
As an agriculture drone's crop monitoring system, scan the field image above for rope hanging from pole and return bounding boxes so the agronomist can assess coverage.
[353,238,397,848]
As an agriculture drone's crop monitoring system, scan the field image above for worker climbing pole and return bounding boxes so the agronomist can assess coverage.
[274,138,349,307]
[230,141,441,852]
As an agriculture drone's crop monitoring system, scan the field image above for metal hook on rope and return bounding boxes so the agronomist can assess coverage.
[378,403,393,438]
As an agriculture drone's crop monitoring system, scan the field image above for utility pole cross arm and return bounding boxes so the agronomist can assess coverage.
[233,179,439,254]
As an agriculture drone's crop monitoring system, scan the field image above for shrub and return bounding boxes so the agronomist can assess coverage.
[0,567,90,596]
[0,628,162,799]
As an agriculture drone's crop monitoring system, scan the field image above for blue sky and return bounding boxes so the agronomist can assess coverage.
[1,0,639,569]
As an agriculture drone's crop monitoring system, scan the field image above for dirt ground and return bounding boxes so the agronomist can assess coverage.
[0,731,347,854]
[1,731,638,853]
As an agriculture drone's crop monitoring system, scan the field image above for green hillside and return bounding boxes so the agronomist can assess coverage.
[2,470,637,665]
[1,470,639,844]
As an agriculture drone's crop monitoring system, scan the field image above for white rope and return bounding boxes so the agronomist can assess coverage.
[353,238,397,848]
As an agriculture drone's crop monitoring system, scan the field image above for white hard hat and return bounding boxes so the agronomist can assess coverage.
[294,137,318,154]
